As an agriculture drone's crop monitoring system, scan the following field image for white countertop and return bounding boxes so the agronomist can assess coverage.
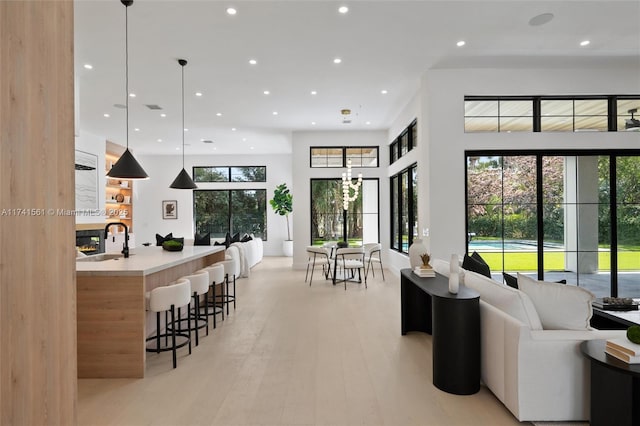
[76,245,224,277]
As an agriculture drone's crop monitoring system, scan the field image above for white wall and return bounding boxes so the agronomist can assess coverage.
[291,130,389,269]
[423,66,640,263]
[386,94,421,276]
[133,153,292,256]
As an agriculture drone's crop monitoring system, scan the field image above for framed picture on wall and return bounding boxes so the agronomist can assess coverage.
[162,200,177,219]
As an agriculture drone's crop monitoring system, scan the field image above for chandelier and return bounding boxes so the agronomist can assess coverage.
[342,159,362,210]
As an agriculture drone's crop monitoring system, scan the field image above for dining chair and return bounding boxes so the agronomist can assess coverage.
[334,246,366,290]
[305,246,332,285]
[363,242,385,281]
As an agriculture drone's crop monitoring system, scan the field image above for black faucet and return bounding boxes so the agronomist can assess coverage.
[104,222,130,258]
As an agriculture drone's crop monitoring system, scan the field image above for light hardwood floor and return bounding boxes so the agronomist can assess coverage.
[78,257,523,426]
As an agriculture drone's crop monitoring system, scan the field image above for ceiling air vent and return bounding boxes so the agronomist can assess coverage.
[202,140,214,144]
[113,103,126,109]
[145,104,163,110]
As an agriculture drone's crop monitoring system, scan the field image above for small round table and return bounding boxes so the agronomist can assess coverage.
[580,339,640,426]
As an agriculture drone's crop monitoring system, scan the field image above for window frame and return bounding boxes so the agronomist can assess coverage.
[309,146,379,168]
[192,166,267,183]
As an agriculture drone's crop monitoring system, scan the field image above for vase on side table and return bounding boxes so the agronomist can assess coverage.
[449,254,459,294]
[408,239,427,269]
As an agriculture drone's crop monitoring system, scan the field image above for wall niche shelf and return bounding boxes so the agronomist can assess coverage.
[105,141,133,233]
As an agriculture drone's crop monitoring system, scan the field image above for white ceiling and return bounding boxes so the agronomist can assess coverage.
[74,0,640,155]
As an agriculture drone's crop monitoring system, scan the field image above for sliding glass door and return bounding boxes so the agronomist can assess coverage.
[466,150,640,297]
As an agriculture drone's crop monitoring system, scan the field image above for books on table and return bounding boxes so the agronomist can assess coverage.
[413,267,435,278]
[605,338,640,363]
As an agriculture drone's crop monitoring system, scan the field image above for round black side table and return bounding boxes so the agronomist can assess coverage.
[580,339,640,426]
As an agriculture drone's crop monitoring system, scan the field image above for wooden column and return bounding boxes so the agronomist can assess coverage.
[0,1,76,425]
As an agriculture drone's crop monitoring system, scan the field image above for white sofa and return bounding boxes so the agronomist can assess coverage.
[184,236,263,278]
[431,257,625,422]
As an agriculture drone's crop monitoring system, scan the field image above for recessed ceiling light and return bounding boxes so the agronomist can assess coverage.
[333,58,342,64]
[456,40,466,47]
[263,90,270,95]
[272,111,278,115]
[580,40,591,46]
[231,127,237,131]
[195,92,203,97]
[103,113,110,118]
[175,147,180,151]
[157,138,162,142]
[311,121,316,125]
[381,90,388,94]
[311,90,317,95]
[338,6,349,14]
[250,146,254,150]
[134,128,140,132]
[83,64,93,70]
[216,112,222,117]
[184,128,189,132]
[242,138,247,142]
[365,121,371,125]
[129,93,136,98]
[249,59,257,65]
[160,113,167,118]
[528,13,554,27]
[226,7,237,15]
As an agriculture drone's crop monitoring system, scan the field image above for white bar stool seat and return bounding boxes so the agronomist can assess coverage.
[145,278,192,369]
[198,263,225,328]
[174,271,210,346]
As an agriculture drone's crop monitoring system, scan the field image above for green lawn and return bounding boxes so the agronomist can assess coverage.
[481,251,640,272]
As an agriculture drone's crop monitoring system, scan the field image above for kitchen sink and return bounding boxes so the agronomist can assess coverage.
[76,253,132,262]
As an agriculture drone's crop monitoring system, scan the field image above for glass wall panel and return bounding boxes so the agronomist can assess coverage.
[310,178,378,247]
[617,98,640,131]
[401,172,409,252]
[616,156,640,296]
[194,190,267,239]
[230,166,266,182]
[193,167,230,182]
[391,175,399,250]
[465,117,498,132]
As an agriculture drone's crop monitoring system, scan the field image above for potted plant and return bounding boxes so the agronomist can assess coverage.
[270,183,293,256]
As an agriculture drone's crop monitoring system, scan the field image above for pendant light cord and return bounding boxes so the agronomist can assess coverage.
[124,3,130,150]
[181,62,185,169]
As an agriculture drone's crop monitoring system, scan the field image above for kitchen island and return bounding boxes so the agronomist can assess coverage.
[76,245,225,378]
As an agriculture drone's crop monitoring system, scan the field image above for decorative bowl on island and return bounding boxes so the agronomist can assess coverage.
[162,240,184,252]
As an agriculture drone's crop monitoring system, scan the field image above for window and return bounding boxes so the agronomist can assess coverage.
[390,163,417,253]
[193,189,267,239]
[465,95,640,133]
[390,119,417,164]
[617,97,640,132]
[465,150,640,298]
[193,166,266,182]
[310,147,378,168]
[309,178,379,246]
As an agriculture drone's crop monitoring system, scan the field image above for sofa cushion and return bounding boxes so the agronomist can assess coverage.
[503,272,519,289]
[462,270,543,330]
[194,232,211,246]
[517,273,595,330]
[503,272,567,289]
[462,252,491,278]
[155,232,173,246]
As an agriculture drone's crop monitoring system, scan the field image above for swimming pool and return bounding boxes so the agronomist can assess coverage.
[469,239,564,251]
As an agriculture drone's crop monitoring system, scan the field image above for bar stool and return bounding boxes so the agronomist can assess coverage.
[215,246,240,315]
[174,271,210,346]
[145,278,192,369]
[198,263,225,328]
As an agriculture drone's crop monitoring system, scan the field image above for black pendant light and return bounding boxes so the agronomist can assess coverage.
[107,0,149,180]
[170,59,197,189]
